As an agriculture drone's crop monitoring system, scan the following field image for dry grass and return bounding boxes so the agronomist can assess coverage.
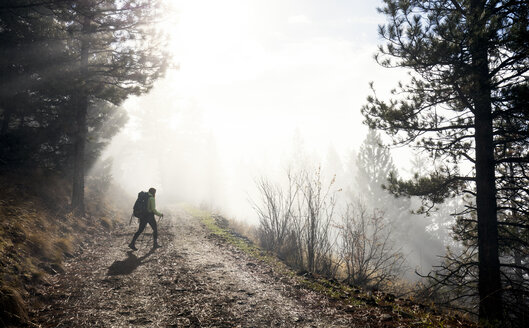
[0,168,127,326]
[99,216,113,229]
[0,285,28,326]
[27,232,56,260]
[55,237,73,256]
[225,217,259,244]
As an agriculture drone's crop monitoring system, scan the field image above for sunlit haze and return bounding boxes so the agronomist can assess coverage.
[5,1,525,323]
[104,0,407,220]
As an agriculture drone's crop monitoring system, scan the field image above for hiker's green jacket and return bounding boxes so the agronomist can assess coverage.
[147,192,163,217]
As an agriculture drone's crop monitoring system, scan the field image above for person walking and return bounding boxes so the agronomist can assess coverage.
[129,187,163,250]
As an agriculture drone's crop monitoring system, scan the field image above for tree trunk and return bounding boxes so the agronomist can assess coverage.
[1,107,12,135]
[470,1,503,323]
[0,42,15,136]
[71,17,90,216]
[474,105,503,323]
[71,95,87,216]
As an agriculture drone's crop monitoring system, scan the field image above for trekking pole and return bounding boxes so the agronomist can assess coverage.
[129,214,134,226]
[139,227,147,247]
[154,214,163,244]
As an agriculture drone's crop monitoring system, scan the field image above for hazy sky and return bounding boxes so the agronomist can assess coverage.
[107,0,410,218]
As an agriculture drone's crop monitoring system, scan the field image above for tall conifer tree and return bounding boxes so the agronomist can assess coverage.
[55,0,167,215]
[363,0,528,324]
[0,1,167,215]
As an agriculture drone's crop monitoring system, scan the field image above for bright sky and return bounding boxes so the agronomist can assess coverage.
[109,0,409,218]
[161,0,402,158]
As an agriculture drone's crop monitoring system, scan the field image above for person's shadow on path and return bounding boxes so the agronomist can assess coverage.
[107,249,155,276]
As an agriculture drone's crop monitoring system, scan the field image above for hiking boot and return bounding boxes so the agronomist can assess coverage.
[153,243,162,249]
[128,243,137,251]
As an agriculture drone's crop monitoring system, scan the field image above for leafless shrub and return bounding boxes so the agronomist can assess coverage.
[296,168,338,275]
[338,200,404,289]
[253,168,340,276]
[252,171,299,255]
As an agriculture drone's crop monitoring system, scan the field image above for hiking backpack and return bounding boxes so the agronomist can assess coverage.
[133,191,150,219]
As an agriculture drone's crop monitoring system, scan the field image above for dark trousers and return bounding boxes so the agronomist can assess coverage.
[130,213,157,246]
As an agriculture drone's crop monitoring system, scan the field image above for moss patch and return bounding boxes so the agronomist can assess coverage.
[186,207,285,269]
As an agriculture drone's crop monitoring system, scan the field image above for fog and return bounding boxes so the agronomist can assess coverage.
[98,0,454,280]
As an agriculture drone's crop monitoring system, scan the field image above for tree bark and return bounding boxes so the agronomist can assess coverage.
[470,0,503,323]
[71,94,87,216]
[1,107,12,135]
[71,16,90,216]
[474,103,503,323]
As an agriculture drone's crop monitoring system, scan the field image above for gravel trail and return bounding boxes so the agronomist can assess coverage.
[30,209,356,327]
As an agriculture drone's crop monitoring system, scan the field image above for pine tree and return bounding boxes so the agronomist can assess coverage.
[0,1,76,168]
[0,1,168,216]
[354,129,397,207]
[52,0,168,215]
[362,0,528,324]
[353,130,444,280]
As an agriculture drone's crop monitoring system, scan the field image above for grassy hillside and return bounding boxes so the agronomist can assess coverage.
[190,207,477,328]
[0,168,127,327]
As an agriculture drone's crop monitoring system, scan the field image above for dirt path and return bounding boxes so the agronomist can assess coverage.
[30,209,357,327]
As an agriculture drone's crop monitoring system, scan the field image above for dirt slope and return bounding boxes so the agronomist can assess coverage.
[30,208,358,327]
